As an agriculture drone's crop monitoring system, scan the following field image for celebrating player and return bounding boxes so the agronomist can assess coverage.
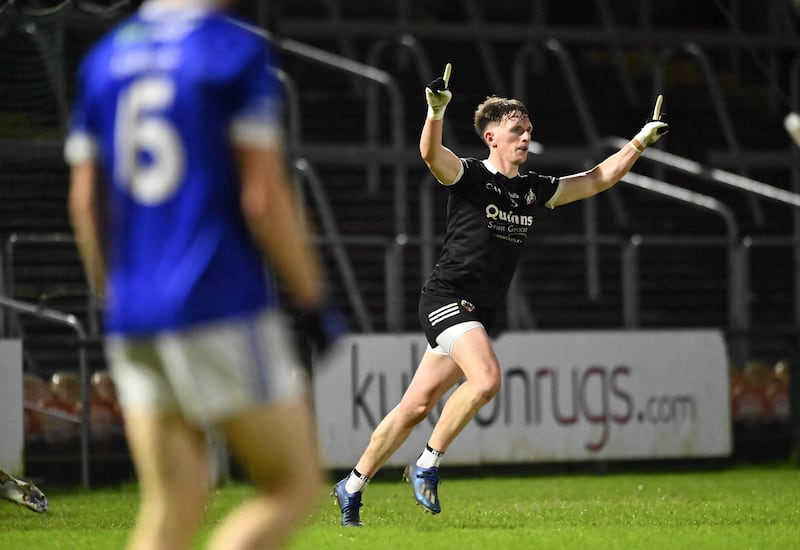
[333,63,668,526]
[66,1,342,548]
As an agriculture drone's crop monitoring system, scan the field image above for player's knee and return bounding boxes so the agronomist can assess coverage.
[476,378,501,403]
[473,364,502,403]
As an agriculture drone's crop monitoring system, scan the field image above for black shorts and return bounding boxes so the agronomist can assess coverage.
[418,291,497,348]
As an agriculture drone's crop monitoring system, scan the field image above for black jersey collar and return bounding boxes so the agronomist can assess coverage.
[482,159,521,183]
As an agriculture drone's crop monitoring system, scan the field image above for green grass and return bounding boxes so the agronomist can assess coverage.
[0,464,798,549]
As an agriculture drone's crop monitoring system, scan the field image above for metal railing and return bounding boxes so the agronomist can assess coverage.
[273,34,409,330]
[611,138,800,335]
[0,295,91,488]
[294,159,373,332]
[2,232,98,339]
[617,171,747,362]
[2,2,800,483]
[653,42,765,226]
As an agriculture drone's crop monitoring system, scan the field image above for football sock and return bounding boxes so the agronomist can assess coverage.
[344,468,370,494]
[416,444,444,468]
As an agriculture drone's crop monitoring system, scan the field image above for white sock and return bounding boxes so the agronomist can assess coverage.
[415,444,444,468]
[344,469,370,494]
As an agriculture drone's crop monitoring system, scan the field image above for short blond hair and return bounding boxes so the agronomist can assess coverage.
[473,96,529,142]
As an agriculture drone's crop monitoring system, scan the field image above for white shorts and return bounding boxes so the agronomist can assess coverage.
[427,320,484,356]
[105,309,305,427]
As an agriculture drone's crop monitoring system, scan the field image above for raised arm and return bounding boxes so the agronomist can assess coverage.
[419,63,463,185]
[547,95,669,208]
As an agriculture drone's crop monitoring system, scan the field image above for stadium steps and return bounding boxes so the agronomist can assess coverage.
[287,29,794,337]
[0,3,794,349]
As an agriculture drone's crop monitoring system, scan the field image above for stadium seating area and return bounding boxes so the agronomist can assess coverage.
[0,1,798,480]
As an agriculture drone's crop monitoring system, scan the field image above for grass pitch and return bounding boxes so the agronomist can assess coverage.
[0,463,797,549]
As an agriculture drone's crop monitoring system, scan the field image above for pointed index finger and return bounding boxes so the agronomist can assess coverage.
[443,63,452,88]
[653,94,664,120]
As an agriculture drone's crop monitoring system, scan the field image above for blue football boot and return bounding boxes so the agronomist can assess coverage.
[332,478,363,527]
[403,463,441,514]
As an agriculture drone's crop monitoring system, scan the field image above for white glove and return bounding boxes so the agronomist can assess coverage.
[425,63,453,120]
[784,112,800,147]
[631,94,669,152]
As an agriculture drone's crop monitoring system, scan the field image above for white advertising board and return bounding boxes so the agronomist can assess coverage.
[0,340,23,475]
[313,330,731,468]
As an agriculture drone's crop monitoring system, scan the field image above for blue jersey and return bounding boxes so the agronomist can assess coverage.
[65,3,283,335]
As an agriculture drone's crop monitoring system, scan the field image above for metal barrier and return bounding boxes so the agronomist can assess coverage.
[617,171,747,361]
[653,42,765,226]
[1,0,798,483]
[2,232,98,341]
[0,295,91,488]
[274,34,409,330]
[294,159,374,332]
[608,137,800,336]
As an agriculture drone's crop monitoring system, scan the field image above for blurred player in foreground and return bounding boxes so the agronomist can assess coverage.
[0,468,47,513]
[333,63,668,526]
[66,1,342,548]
